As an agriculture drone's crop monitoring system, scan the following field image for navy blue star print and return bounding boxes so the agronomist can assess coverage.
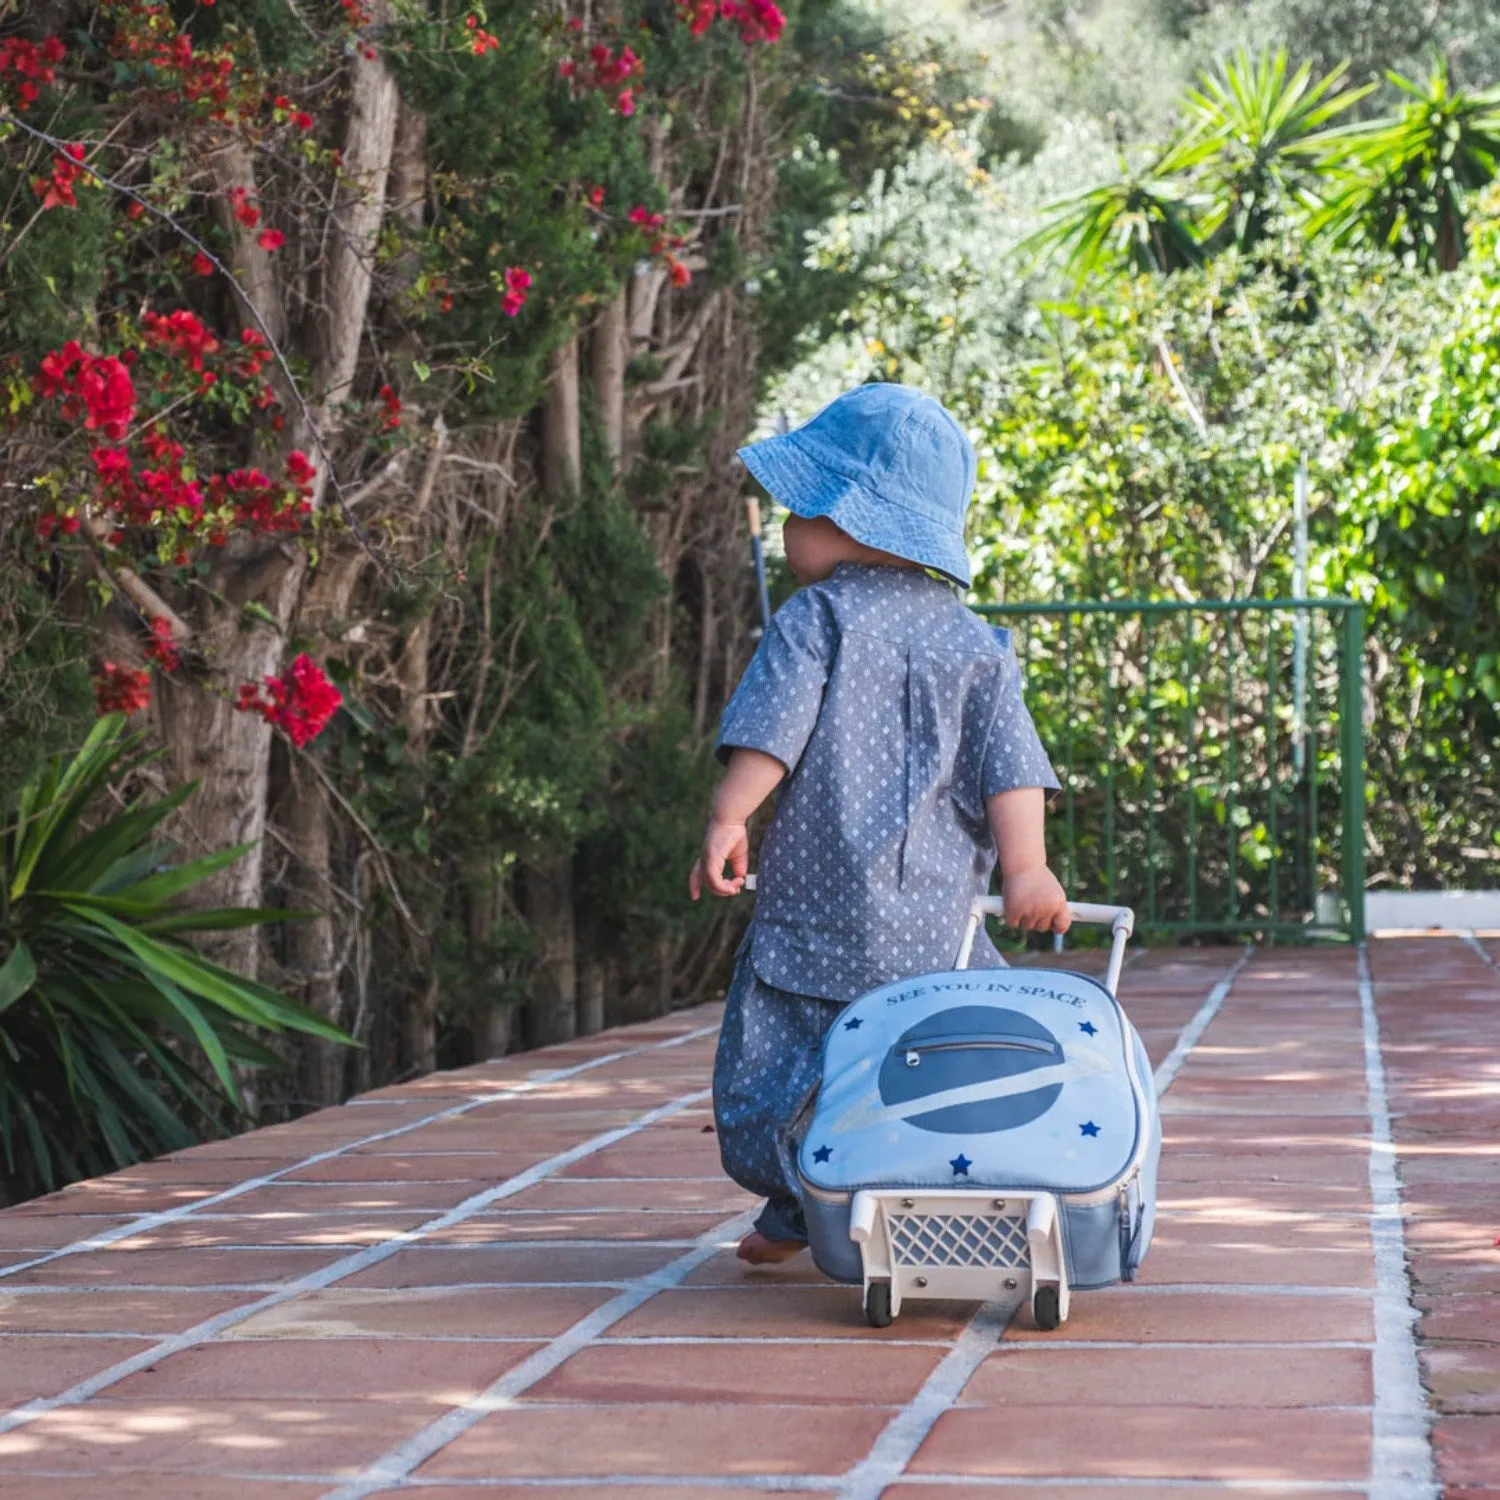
[843,1016,864,1031]
[812,1144,833,1163]
[1078,1021,1098,1036]
[950,1153,972,1176]
[1079,1121,1101,1138]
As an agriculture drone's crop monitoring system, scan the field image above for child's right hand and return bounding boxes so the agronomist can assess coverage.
[1002,865,1071,934]
[689,819,750,900]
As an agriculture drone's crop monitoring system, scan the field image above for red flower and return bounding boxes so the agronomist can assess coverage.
[227,186,261,229]
[257,228,285,251]
[588,185,606,208]
[466,14,500,53]
[0,36,66,110]
[193,251,215,276]
[500,265,532,317]
[285,450,316,486]
[94,662,152,716]
[234,653,342,747]
[126,200,146,220]
[667,256,692,287]
[34,341,137,440]
[293,110,314,130]
[142,309,220,370]
[377,383,402,430]
[144,617,181,673]
[617,88,636,117]
[32,146,88,211]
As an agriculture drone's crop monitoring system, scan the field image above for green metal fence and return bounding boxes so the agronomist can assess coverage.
[976,599,1367,941]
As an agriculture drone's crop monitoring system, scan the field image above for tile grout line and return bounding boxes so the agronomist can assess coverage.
[1357,944,1438,1500]
[0,1021,720,1282]
[0,1085,712,1436]
[832,945,1255,1500]
[318,1207,760,1500]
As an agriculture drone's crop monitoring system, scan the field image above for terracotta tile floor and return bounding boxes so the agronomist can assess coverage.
[0,937,1494,1498]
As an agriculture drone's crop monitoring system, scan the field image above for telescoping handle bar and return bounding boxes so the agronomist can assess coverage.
[956,900,1135,998]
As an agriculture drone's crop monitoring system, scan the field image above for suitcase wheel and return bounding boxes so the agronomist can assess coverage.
[864,1281,893,1328]
[1033,1285,1061,1331]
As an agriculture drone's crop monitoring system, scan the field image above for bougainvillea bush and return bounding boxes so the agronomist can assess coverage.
[0,0,969,1174]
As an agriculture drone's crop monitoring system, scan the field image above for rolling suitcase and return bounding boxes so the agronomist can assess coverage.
[797,900,1157,1329]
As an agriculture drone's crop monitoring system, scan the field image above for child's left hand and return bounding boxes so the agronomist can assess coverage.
[689,818,750,900]
[1002,865,1071,934]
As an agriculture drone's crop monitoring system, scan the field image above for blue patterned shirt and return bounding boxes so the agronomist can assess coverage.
[717,563,1060,1003]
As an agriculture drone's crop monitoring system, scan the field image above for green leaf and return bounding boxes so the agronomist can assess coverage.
[118,844,254,906]
[240,601,281,630]
[0,942,35,1015]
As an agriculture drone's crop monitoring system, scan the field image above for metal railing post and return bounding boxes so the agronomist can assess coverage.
[1339,605,1367,942]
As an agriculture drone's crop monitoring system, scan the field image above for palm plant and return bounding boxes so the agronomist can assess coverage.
[1018,132,1214,283]
[1182,48,1372,255]
[0,716,351,1201]
[1309,59,1500,270]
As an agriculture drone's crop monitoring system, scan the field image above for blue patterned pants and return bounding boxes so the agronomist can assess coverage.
[712,949,845,1243]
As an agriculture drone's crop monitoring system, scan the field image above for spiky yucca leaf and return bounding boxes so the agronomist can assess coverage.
[1018,133,1216,283]
[1309,60,1500,270]
[0,717,350,1201]
[1182,48,1372,253]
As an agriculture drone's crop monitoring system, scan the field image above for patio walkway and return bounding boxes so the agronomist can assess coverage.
[0,936,1495,1498]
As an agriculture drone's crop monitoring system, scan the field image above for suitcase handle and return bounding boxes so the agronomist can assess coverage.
[956,900,1135,997]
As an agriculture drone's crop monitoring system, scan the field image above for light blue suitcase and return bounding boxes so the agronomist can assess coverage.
[797,901,1158,1329]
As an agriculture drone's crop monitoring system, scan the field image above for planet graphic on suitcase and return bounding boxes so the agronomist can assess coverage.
[877,1005,1065,1134]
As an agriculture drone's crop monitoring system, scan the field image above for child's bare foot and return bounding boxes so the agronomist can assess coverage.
[736,1230,806,1265]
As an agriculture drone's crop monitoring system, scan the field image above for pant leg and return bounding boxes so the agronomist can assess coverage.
[712,948,844,1243]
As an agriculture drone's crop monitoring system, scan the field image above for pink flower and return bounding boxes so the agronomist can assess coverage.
[617,88,636,117]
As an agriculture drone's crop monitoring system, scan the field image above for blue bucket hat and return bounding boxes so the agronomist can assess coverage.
[737,383,977,588]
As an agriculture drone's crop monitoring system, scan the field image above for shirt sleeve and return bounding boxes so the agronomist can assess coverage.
[981,638,1062,799]
[715,586,833,773]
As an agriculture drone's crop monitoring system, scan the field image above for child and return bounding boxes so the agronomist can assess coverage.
[690,382,1070,1265]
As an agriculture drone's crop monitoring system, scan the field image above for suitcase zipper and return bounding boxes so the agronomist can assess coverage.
[901,1037,1055,1067]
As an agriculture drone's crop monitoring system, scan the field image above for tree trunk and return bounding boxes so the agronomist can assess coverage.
[522,856,577,1047]
[282,757,344,1105]
[578,957,606,1036]
[592,291,628,465]
[543,335,582,495]
[518,334,584,1047]
[158,549,305,978]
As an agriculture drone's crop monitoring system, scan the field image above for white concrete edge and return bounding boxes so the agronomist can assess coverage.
[1152,945,1255,1095]
[236,1476,1370,1492]
[0,1085,712,1436]
[0,1021,719,1281]
[831,1298,1024,1500]
[320,1206,760,1500]
[1357,944,1439,1500]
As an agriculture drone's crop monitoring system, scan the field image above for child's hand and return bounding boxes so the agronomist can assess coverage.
[689,819,750,900]
[1002,865,1071,934]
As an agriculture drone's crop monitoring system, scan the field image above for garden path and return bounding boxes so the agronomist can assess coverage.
[0,936,1495,1498]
